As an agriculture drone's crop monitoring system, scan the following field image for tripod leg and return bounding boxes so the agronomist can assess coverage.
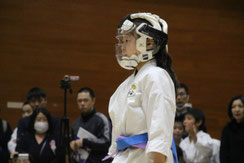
[59,117,72,163]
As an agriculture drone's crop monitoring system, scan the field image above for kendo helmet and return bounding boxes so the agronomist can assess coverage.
[115,12,168,70]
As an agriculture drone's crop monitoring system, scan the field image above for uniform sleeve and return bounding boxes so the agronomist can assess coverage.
[179,138,190,162]
[194,133,213,158]
[143,70,176,161]
[180,132,213,162]
[108,120,117,155]
[8,128,18,153]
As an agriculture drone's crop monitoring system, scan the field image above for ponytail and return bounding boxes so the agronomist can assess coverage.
[154,47,178,92]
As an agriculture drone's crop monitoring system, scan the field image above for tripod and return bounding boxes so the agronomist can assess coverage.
[59,78,73,163]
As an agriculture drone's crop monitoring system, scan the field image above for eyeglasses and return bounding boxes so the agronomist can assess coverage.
[177,92,187,97]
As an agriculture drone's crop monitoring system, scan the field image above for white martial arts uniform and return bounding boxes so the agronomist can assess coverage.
[108,60,176,163]
[179,130,213,163]
[8,127,18,153]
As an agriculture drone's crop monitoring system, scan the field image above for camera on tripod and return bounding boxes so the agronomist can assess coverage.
[59,75,79,163]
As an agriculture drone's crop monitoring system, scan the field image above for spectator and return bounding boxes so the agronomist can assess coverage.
[176,83,192,121]
[0,118,12,163]
[17,87,60,141]
[8,102,33,153]
[16,108,65,163]
[220,95,244,163]
[173,117,185,163]
[180,109,213,163]
[173,117,184,146]
[70,87,111,163]
[27,87,47,110]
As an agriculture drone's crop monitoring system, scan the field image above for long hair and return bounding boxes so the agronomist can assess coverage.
[228,95,244,120]
[154,47,178,90]
[132,18,178,90]
[28,107,54,136]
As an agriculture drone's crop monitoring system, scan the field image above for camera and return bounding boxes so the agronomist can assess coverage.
[13,153,29,160]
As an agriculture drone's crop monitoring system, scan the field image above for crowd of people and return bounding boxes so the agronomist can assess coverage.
[1,85,243,163]
[0,87,112,163]
[173,84,244,163]
[1,12,244,163]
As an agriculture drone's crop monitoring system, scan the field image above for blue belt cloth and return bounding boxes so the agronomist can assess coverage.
[171,137,178,163]
[116,133,178,163]
[116,133,148,150]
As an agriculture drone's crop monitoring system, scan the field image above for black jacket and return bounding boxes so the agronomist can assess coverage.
[220,120,244,163]
[0,119,12,163]
[16,132,65,163]
[71,109,111,163]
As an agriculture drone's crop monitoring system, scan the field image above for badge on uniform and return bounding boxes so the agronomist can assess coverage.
[128,84,136,97]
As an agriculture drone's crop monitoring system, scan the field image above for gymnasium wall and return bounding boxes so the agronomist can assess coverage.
[0,0,243,139]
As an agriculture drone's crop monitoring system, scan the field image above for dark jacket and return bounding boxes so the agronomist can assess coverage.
[16,132,65,163]
[220,120,244,163]
[0,119,12,163]
[71,109,111,163]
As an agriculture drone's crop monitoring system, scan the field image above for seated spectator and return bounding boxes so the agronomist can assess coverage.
[173,117,185,163]
[220,95,244,163]
[16,108,65,163]
[17,87,60,141]
[0,118,12,163]
[180,109,213,163]
[174,117,184,146]
[8,102,33,153]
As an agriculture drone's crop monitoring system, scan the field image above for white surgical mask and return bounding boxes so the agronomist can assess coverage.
[176,106,185,111]
[176,103,192,112]
[34,122,49,134]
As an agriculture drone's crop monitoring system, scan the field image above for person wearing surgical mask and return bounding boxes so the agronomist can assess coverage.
[17,87,60,143]
[15,108,65,163]
[176,83,192,122]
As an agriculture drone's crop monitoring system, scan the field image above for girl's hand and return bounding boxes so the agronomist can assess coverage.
[189,124,197,143]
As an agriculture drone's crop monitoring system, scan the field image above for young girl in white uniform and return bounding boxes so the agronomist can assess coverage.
[180,109,213,163]
[107,12,178,163]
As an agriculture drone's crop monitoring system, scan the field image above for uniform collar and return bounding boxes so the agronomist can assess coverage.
[134,59,156,76]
